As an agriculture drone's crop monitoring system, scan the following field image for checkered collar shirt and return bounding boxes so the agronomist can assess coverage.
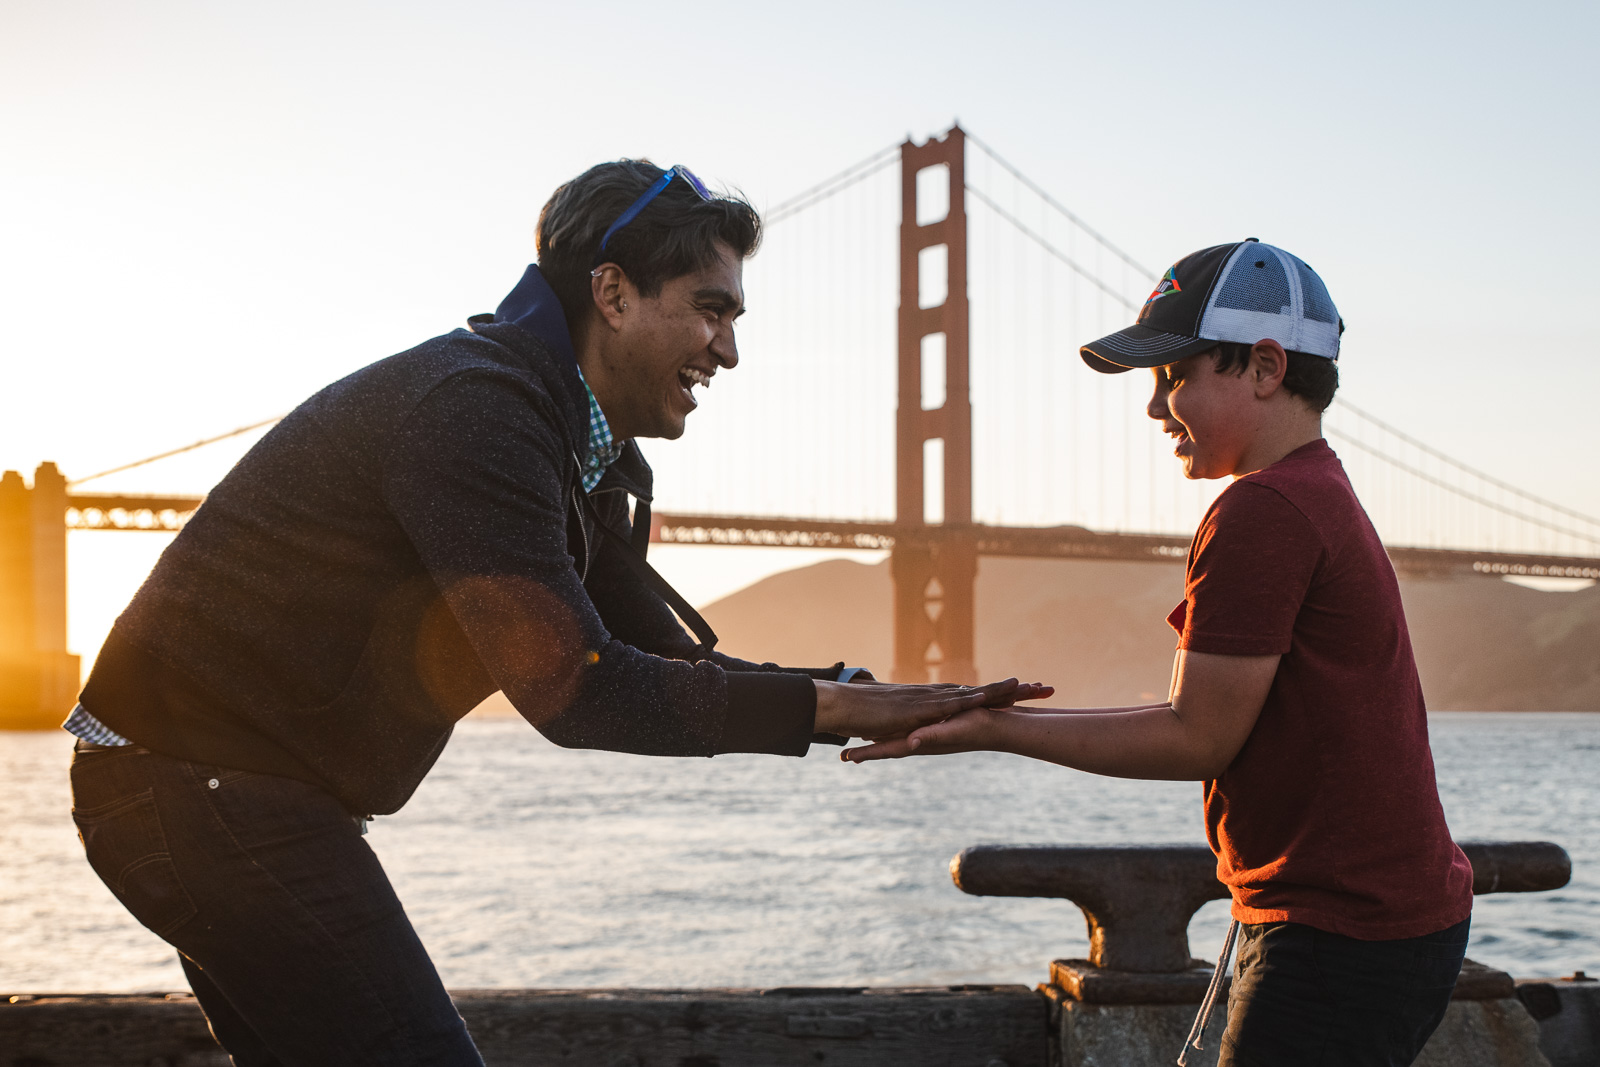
[578,369,624,492]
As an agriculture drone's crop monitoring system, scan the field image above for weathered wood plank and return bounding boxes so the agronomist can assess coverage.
[1,986,1048,1067]
[0,993,227,1066]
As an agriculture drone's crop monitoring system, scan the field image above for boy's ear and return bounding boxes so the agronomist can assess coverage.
[1249,339,1289,398]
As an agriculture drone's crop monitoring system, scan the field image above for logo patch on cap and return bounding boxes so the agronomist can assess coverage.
[1144,266,1182,307]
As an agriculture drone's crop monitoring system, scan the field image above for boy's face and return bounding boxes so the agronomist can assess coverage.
[1147,350,1263,480]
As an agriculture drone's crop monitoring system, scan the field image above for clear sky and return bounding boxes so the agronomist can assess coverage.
[3,0,1597,665]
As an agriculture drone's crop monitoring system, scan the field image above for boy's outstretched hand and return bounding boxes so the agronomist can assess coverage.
[813,678,1052,743]
[842,649,1281,779]
[840,706,1008,763]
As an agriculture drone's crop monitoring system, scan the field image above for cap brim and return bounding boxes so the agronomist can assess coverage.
[1080,325,1220,374]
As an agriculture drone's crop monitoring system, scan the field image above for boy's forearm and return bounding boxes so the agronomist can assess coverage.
[1008,701,1169,715]
[989,704,1231,781]
[986,651,1277,780]
[845,652,1273,775]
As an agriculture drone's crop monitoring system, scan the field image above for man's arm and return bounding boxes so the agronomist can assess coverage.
[383,371,1032,754]
[843,649,1278,781]
[383,371,767,752]
[579,507,845,677]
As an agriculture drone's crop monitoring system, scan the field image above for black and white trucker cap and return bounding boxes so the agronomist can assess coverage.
[1081,239,1342,373]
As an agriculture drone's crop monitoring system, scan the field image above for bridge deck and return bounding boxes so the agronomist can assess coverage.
[651,512,1600,579]
[45,495,1600,579]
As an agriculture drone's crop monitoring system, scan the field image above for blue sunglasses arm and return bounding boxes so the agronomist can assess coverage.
[597,170,677,253]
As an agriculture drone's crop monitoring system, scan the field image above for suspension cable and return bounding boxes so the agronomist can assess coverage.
[764,144,901,226]
[1325,427,1600,547]
[964,127,1597,540]
[964,130,1158,282]
[965,185,1143,313]
[963,130,1598,544]
[1332,399,1600,530]
[67,416,285,487]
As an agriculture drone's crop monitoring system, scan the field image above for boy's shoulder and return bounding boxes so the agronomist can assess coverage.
[1175,439,1403,661]
[1196,440,1387,599]
[1218,438,1363,539]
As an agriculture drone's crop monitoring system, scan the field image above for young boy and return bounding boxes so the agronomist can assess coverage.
[846,240,1475,1066]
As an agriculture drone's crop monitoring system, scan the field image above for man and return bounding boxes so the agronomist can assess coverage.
[66,160,1037,1065]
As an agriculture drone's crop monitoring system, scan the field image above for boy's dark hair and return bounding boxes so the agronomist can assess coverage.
[1209,342,1339,413]
[536,161,761,339]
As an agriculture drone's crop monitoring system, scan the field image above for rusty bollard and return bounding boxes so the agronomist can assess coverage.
[952,840,1571,1005]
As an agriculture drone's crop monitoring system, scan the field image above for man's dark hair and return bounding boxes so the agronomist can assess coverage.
[536,160,761,338]
[1208,342,1339,413]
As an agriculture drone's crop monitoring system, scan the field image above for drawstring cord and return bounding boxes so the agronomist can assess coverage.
[1178,918,1239,1065]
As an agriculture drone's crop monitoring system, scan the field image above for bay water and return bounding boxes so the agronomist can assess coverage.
[3,712,1595,992]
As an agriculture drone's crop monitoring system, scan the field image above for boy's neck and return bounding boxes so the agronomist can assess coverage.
[1233,409,1324,479]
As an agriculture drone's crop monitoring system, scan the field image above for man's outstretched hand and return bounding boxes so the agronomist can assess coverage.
[813,678,1052,742]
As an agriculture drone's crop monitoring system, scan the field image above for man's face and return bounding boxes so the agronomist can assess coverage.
[605,242,744,440]
[1146,351,1260,480]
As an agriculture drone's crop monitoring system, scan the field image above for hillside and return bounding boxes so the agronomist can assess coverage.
[699,557,1600,711]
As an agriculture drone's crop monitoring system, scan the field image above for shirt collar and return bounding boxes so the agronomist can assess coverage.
[577,368,624,492]
[494,263,623,491]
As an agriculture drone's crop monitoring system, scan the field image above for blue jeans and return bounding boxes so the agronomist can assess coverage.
[1220,916,1470,1067]
[69,740,483,1066]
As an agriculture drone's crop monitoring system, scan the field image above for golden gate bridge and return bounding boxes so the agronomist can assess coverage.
[4,124,1598,726]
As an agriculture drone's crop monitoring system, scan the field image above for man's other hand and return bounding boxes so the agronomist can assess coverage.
[812,678,1053,740]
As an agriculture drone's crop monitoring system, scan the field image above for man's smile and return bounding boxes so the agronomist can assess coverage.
[676,366,713,409]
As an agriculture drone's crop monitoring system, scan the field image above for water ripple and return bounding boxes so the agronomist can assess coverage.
[2,711,1594,991]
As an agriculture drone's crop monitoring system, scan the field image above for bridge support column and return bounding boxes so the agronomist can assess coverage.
[893,124,977,684]
[0,463,79,730]
[890,542,934,684]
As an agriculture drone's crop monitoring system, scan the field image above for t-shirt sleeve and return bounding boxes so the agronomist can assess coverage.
[1172,481,1323,656]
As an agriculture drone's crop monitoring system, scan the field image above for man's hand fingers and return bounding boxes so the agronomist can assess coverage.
[932,677,1018,714]
[987,682,1055,707]
[826,677,1053,740]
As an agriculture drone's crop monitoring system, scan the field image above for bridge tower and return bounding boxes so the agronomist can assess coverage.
[893,126,977,684]
[0,463,80,729]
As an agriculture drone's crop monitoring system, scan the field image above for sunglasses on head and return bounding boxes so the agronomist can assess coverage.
[595,165,713,260]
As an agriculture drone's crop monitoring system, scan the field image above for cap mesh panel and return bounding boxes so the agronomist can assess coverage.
[1215,254,1291,315]
[1293,258,1339,323]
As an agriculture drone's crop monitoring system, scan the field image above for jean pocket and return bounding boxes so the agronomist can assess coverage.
[72,788,197,939]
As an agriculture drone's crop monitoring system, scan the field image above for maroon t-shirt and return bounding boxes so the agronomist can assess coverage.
[1168,439,1473,939]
